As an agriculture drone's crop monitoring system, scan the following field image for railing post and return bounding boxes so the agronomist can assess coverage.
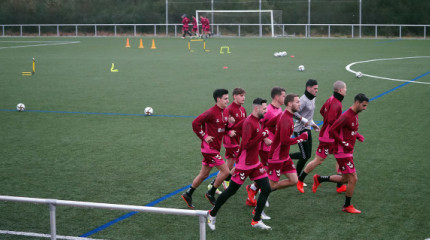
[134,25,136,36]
[20,25,22,36]
[95,25,97,37]
[114,25,117,36]
[38,25,41,36]
[305,25,308,38]
[424,26,427,39]
[399,25,401,38]
[375,25,377,38]
[351,25,354,38]
[328,25,330,38]
[49,203,57,240]
[57,25,59,37]
[238,25,240,37]
[154,25,157,36]
[199,215,206,240]
[2,25,4,37]
[75,25,78,36]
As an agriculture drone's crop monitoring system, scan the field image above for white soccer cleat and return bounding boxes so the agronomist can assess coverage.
[265,199,269,208]
[251,220,272,230]
[303,182,308,187]
[207,212,216,231]
[261,210,271,220]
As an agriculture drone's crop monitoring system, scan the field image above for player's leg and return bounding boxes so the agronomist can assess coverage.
[335,162,347,193]
[296,129,312,175]
[208,180,242,230]
[206,163,230,205]
[297,153,326,193]
[252,177,272,230]
[182,164,212,208]
[342,172,360,213]
[311,173,347,193]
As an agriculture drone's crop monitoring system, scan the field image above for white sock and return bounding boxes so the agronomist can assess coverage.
[250,183,258,191]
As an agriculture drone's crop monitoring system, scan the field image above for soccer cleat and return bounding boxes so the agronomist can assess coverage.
[251,220,272,230]
[342,205,361,214]
[297,180,305,193]
[312,174,321,193]
[303,182,308,187]
[207,210,216,230]
[246,198,257,207]
[337,184,347,193]
[252,209,271,220]
[222,180,230,190]
[181,193,195,209]
[246,185,257,201]
[265,199,269,208]
[208,184,222,195]
[205,192,216,206]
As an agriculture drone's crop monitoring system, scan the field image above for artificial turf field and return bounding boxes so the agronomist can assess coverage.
[1,37,430,240]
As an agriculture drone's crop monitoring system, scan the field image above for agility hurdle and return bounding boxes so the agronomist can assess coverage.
[188,39,209,52]
[0,195,208,240]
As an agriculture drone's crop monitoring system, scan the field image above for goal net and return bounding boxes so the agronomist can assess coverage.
[196,10,283,37]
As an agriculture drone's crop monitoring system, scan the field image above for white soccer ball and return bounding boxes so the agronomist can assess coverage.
[17,103,25,112]
[298,65,305,71]
[144,107,153,116]
[274,52,280,57]
[282,51,287,56]
[355,71,363,78]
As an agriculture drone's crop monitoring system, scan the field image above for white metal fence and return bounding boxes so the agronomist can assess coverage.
[0,195,208,240]
[1,23,428,39]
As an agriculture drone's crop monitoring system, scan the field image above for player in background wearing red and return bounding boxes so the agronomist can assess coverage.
[267,94,309,192]
[181,89,232,208]
[191,16,198,37]
[181,14,192,39]
[199,16,212,38]
[312,93,369,214]
[246,87,285,207]
[207,98,272,231]
[208,88,247,192]
[297,81,347,194]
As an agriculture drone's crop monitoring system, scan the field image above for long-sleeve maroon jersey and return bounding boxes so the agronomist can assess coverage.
[223,102,247,148]
[318,95,343,144]
[236,115,268,169]
[329,108,363,157]
[182,17,190,30]
[259,104,283,152]
[192,105,228,154]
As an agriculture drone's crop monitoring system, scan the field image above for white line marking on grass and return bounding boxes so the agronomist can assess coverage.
[0,230,105,240]
[0,41,80,50]
[346,56,430,85]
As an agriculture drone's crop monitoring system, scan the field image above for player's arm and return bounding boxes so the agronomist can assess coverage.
[241,122,268,150]
[280,120,308,146]
[356,132,365,142]
[326,104,342,125]
[192,110,212,141]
[329,115,351,149]
[264,114,280,129]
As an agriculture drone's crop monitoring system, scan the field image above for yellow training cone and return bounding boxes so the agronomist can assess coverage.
[125,38,131,48]
[139,39,144,49]
[151,39,157,49]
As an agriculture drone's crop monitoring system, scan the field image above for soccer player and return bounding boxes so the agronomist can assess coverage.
[181,89,231,208]
[290,79,320,177]
[267,94,309,192]
[246,87,285,206]
[297,81,347,193]
[207,98,272,230]
[312,93,369,214]
[191,16,198,37]
[199,16,211,38]
[181,14,192,39]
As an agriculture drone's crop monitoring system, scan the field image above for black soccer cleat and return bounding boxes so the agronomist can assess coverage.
[181,192,195,209]
[205,192,216,206]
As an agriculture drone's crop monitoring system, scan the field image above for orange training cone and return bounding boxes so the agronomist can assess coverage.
[151,39,157,49]
[126,38,130,48]
[139,39,144,49]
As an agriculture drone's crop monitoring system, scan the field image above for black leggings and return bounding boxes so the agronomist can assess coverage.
[290,129,312,175]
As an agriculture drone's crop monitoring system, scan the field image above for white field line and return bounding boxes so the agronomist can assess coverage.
[345,56,430,85]
[0,41,80,50]
[0,230,105,240]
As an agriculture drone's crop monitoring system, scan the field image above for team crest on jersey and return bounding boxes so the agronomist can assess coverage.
[240,172,246,180]
[347,161,354,169]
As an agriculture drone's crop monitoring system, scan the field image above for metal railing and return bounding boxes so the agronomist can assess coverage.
[0,23,428,39]
[0,195,208,240]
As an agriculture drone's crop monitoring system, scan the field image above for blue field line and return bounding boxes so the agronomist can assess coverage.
[0,109,196,118]
[79,171,219,238]
[376,39,402,44]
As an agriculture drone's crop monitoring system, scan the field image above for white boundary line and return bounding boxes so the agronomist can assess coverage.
[0,230,105,240]
[0,41,80,50]
[345,56,430,85]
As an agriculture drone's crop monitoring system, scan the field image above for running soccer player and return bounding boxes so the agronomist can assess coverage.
[208,88,247,191]
[191,16,198,37]
[246,87,285,206]
[290,79,320,177]
[207,98,272,231]
[267,94,309,192]
[297,81,347,193]
[181,89,231,208]
[312,93,369,214]
[181,14,192,38]
[199,16,211,38]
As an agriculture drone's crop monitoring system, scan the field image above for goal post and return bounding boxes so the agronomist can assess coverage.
[196,10,280,37]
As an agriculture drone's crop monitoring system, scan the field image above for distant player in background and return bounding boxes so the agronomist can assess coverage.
[181,89,231,208]
[181,14,192,39]
[267,94,308,192]
[313,93,369,214]
[290,79,320,178]
[297,81,347,194]
[199,16,211,38]
[246,87,285,207]
[207,98,272,231]
[191,16,198,37]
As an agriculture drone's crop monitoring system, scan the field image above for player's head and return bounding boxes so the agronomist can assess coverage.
[353,93,369,113]
[232,87,246,105]
[182,14,186,18]
[333,81,347,96]
[306,79,318,96]
[213,88,229,109]
[284,94,300,113]
[252,98,268,119]
[192,15,196,19]
[271,87,286,106]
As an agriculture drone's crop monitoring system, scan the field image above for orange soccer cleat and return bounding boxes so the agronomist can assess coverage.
[246,185,257,206]
[296,180,305,193]
[342,205,361,214]
[312,174,321,193]
[337,184,347,193]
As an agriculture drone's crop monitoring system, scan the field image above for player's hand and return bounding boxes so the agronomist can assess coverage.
[299,132,309,141]
[228,116,235,124]
[263,137,272,146]
[312,124,320,132]
[205,136,214,143]
[228,130,236,137]
[356,133,365,142]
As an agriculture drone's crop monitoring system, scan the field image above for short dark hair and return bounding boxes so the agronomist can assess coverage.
[232,87,246,96]
[213,89,229,102]
[306,79,318,87]
[271,87,286,99]
[354,93,369,103]
[252,98,267,105]
[284,94,298,106]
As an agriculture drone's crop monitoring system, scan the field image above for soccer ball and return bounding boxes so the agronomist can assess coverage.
[16,103,25,111]
[274,52,280,57]
[144,107,153,116]
[298,65,305,71]
[281,51,287,56]
[355,71,363,78]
